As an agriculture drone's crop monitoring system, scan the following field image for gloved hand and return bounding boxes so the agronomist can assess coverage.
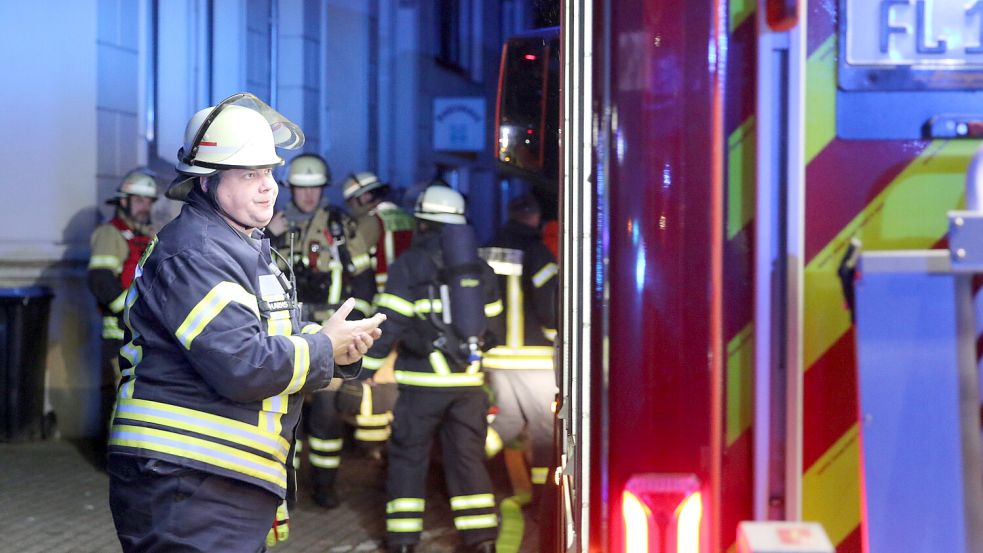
[265,501,290,547]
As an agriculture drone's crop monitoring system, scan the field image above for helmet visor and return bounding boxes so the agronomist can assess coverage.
[181,92,305,169]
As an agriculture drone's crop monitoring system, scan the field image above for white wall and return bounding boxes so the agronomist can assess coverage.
[0,2,100,438]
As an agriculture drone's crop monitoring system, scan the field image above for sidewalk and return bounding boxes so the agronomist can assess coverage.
[0,439,465,553]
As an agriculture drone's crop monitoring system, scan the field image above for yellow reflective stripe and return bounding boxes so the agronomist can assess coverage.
[542,327,557,342]
[110,424,286,489]
[485,427,504,458]
[362,355,385,370]
[114,398,289,462]
[450,493,496,510]
[109,289,128,313]
[175,282,260,349]
[308,453,340,468]
[119,341,143,367]
[455,514,498,530]
[308,437,343,452]
[376,273,388,287]
[123,286,139,330]
[498,496,526,553]
[328,263,343,305]
[377,293,415,317]
[360,382,374,416]
[485,299,504,317]
[387,498,426,513]
[267,318,292,336]
[429,350,451,375]
[280,336,311,395]
[506,274,523,347]
[532,262,558,288]
[352,253,372,272]
[414,298,443,314]
[394,370,484,387]
[89,255,122,272]
[482,346,554,370]
[103,316,124,340]
[354,298,374,317]
[531,467,549,485]
[356,413,392,426]
[354,428,391,441]
[387,519,424,532]
[301,323,322,334]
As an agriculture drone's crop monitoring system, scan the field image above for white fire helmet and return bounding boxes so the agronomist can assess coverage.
[166,92,304,200]
[342,171,387,200]
[287,154,330,187]
[414,184,466,225]
[110,169,159,204]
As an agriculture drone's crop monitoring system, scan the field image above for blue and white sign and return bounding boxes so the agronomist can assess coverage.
[433,97,486,152]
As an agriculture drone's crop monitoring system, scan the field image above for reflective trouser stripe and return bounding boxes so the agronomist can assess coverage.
[109,289,128,314]
[387,498,425,513]
[308,437,342,452]
[454,514,499,530]
[387,518,424,533]
[103,316,124,340]
[450,493,496,510]
[354,428,390,442]
[308,436,342,469]
[309,453,339,468]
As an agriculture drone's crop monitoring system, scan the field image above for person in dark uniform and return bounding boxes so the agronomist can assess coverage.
[360,183,505,553]
[106,92,385,553]
[87,168,158,460]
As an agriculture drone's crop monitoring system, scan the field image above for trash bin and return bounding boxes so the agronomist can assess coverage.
[0,286,53,442]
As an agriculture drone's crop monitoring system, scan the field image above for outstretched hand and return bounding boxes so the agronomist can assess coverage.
[321,298,386,365]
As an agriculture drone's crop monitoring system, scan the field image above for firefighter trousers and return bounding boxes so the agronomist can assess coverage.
[386,387,498,547]
[304,388,344,503]
[108,454,278,553]
[486,369,557,489]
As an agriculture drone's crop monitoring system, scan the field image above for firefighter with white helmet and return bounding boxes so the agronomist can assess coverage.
[87,167,159,462]
[106,92,386,553]
[265,154,377,510]
[361,182,505,553]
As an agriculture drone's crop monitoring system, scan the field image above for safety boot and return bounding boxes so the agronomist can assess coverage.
[312,469,340,509]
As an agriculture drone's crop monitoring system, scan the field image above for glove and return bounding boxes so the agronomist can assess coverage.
[265,501,290,547]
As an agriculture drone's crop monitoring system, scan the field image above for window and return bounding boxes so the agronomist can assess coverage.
[436,0,472,72]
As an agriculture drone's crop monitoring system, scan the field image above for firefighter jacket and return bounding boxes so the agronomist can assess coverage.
[360,230,505,389]
[351,201,415,289]
[480,220,558,370]
[269,202,375,319]
[88,212,154,340]
[108,189,354,499]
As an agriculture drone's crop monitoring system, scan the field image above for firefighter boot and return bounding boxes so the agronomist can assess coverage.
[312,469,340,509]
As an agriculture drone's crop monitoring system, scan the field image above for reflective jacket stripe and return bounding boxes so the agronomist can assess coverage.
[482,346,554,370]
[280,336,310,395]
[301,323,322,334]
[115,398,290,461]
[108,289,128,314]
[485,299,504,317]
[328,262,343,305]
[531,262,558,288]
[377,293,415,317]
[450,493,496,510]
[429,351,451,375]
[543,327,557,341]
[354,298,374,317]
[531,467,550,484]
[387,498,425,513]
[89,254,122,273]
[176,282,260,349]
[394,370,484,387]
[362,355,386,370]
[110,424,287,489]
[120,341,143,367]
[103,316,125,340]
[413,298,503,318]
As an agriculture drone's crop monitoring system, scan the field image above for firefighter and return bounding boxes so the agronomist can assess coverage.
[480,193,559,552]
[106,92,385,553]
[87,168,159,459]
[337,171,416,460]
[265,154,377,509]
[360,183,505,553]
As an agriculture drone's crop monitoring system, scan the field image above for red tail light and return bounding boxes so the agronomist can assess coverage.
[622,474,705,553]
[765,0,799,32]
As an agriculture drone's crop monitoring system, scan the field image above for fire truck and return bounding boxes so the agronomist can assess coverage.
[497,1,983,552]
